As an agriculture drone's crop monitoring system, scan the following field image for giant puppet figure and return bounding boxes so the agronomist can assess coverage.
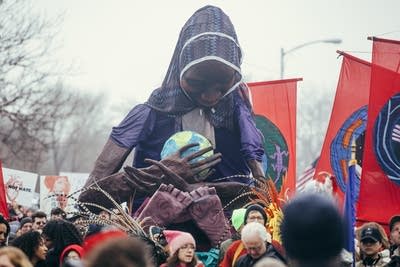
[79,6,265,223]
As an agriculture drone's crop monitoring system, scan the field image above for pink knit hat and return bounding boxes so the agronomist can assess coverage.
[163,230,195,255]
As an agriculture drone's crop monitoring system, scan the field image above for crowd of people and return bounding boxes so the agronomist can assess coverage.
[0,193,399,267]
[1,3,399,267]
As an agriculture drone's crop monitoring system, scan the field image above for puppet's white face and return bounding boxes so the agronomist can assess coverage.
[180,60,236,107]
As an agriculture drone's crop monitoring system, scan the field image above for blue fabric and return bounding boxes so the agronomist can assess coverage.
[330,106,367,193]
[373,93,400,185]
[110,95,263,183]
[196,248,219,267]
[343,162,357,267]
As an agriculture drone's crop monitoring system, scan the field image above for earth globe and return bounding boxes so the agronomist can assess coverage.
[161,131,214,179]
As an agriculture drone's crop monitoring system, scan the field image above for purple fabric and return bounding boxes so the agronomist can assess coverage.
[110,93,264,183]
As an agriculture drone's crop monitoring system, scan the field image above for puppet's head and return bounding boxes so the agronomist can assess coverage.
[174,5,243,107]
[147,5,248,130]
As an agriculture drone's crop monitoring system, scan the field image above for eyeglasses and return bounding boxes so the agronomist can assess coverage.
[246,216,265,223]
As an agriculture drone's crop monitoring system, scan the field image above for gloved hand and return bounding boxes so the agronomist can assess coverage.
[138,184,193,227]
[124,143,221,194]
[188,186,231,247]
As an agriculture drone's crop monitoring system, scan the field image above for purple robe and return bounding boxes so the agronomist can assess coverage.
[110,94,264,184]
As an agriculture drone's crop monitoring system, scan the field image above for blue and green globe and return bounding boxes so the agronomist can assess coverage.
[161,131,214,178]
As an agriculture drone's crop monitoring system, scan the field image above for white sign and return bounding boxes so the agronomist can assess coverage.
[2,168,38,207]
[39,172,89,215]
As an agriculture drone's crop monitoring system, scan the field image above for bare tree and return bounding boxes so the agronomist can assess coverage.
[39,83,111,174]
[0,0,65,171]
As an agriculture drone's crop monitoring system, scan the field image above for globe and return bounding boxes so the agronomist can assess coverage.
[161,131,214,178]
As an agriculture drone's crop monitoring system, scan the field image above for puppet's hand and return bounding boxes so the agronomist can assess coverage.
[124,166,160,194]
[247,159,266,182]
[137,183,193,226]
[188,186,231,246]
[124,159,201,194]
[143,159,201,192]
[156,143,222,183]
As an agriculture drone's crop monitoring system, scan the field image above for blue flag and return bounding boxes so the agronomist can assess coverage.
[343,159,358,266]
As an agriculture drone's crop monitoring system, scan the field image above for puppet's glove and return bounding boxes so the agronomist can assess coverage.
[157,143,222,183]
[188,186,231,247]
[79,172,135,212]
[125,157,214,194]
[144,143,222,183]
[138,183,193,227]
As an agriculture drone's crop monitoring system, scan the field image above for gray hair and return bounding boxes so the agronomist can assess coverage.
[254,258,286,267]
[241,222,270,243]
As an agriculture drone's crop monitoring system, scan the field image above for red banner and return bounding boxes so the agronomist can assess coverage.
[248,79,300,198]
[357,37,400,226]
[0,161,9,219]
[314,52,371,206]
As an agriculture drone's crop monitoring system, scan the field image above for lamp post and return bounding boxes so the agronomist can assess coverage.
[280,38,342,79]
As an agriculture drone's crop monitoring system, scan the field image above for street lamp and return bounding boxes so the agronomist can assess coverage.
[280,38,342,78]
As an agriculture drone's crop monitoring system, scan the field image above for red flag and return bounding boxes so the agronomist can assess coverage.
[314,52,371,206]
[357,37,400,226]
[248,79,300,198]
[0,161,9,218]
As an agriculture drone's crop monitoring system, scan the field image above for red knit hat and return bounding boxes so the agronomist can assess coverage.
[163,230,195,255]
[59,244,84,265]
[82,229,127,257]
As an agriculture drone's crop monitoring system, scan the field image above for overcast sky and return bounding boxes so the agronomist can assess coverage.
[33,0,400,106]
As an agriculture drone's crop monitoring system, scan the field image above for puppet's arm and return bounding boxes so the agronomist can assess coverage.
[247,159,265,179]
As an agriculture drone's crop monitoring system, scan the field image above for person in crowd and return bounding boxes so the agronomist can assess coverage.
[82,228,128,257]
[50,208,67,221]
[388,215,400,266]
[253,258,286,267]
[25,208,36,219]
[78,4,265,212]
[234,222,285,267]
[11,231,47,267]
[0,246,33,267]
[17,218,32,236]
[41,219,83,267]
[0,214,10,247]
[31,212,47,234]
[389,215,400,257]
[8,221,20,243]
[243,204,268,226]
[340,249,355,267]
[59,244,83,267]
[356,222,390,267]
[66,215,86,238]
[280,193,345,267]
[161,230,204,267]
[8,201,24,222]
[218,208,246,262]
[220,204,269,267]
[84,236,154,267]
